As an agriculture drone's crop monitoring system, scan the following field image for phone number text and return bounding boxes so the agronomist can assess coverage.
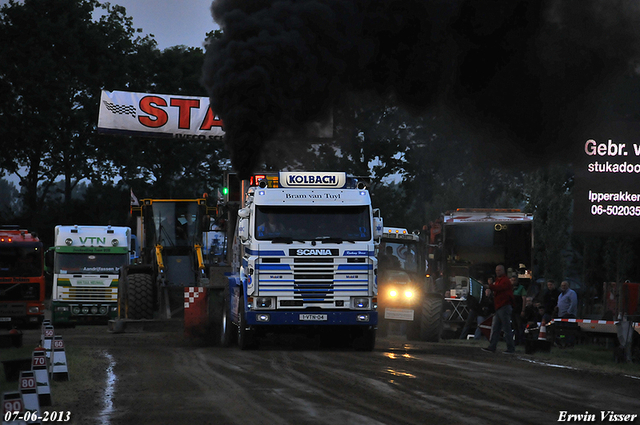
[591,205,640,216]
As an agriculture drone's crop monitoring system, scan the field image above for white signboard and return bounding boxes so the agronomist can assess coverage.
[97,90,225,140]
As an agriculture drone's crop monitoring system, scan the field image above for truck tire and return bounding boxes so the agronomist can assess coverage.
[127,273,154,320]
[353,327,376,351]
[219,289,236,347]
[420,296,443,342]
[237,300,257,350]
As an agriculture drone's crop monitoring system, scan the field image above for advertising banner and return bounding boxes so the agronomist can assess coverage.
[97,90,225,140]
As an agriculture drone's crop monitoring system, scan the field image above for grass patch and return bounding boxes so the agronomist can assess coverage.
[442,337,640,376]
[1,344,109,416]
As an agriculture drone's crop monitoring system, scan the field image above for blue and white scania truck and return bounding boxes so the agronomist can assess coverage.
[221,171,383,350]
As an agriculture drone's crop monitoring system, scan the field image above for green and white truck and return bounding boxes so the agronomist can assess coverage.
[50,225,132,325]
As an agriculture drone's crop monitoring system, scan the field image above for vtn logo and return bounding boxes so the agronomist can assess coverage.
[79,237,106,245]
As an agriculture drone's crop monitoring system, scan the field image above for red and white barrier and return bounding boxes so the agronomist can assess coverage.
[184,287,208,337]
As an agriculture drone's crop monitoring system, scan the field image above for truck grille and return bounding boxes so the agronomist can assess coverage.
[257,258,370,303]
[59,287,117,302]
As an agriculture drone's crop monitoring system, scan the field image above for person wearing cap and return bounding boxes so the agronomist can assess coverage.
[482,264,516,354]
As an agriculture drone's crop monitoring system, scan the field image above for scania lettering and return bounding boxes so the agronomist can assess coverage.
[0,226,45,327]
[222,171,383,350]
[50,225,131,325]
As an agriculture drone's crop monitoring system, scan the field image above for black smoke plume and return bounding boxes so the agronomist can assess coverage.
[202,0,640,177]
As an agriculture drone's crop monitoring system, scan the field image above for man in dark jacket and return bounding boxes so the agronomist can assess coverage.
[482,264,516,354]
[543,279,560,315]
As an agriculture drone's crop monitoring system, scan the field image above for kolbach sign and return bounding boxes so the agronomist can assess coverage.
[97,90,225,140]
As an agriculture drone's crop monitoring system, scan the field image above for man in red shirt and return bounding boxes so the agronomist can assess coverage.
[482,264,516,354]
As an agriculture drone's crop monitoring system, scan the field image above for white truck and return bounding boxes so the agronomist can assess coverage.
[220,171,383,350]
[50,225,132,325]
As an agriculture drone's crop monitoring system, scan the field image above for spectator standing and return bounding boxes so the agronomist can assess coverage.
[556,280,578,318]
[543,280,560,316]
[482,265,516,354]
[511,274,526,345]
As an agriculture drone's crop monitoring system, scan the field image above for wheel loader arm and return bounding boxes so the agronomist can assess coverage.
[155,245,164,271]
[195,244,205,271]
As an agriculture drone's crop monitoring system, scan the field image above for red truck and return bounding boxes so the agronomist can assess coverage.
[0,226,45,327]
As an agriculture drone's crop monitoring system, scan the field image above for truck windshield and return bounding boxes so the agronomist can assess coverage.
[255,206,371,241]
[379,241,420,272]
[150,202,200,246]
[55,253,128,274]
[0,245,42,277]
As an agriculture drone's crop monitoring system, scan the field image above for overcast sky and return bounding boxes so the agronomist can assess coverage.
[0,0,219,50]
[104,0,219,50]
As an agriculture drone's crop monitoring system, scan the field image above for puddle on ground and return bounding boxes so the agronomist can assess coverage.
[97,351,116,425]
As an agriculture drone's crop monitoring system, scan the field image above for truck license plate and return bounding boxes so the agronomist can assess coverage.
[299,314,328,321]
[0,317,11,322]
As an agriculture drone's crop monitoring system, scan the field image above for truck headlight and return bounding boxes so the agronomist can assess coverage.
[351,297,369,309]
[404,290,414,299]
[255,297,274,309]
[54,306,69,312]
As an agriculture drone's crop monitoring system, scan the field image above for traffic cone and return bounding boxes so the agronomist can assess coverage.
[537,323,551,352]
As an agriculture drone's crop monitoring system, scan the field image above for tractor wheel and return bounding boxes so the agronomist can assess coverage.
[127,273,154,320]
[420,296,443,342]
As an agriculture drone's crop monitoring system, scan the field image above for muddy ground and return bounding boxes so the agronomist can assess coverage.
[11,325,640,425]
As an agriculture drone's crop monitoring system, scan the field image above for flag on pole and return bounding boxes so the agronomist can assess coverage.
[131,189,139,207]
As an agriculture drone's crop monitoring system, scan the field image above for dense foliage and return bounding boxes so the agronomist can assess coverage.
[1,0,639,304]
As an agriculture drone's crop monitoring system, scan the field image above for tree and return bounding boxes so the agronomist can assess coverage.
[0,0,156,226]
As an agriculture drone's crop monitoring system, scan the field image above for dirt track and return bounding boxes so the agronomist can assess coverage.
[15,326,639,425]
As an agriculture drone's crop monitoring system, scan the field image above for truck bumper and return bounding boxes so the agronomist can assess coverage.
[245,310,378,326]
[52,301,118,324]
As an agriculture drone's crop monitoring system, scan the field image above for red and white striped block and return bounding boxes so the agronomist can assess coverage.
[184,287,205,309]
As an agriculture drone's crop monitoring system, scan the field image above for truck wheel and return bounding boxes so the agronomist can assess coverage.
[420,296,443,342]
[237,300,257,350]
[377,316,389,338]
[219,289,236,347]
[354,327,376,351]
[127,273,154,320]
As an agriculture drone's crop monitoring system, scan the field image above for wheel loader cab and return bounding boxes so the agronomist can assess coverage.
[119,198,214,320]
